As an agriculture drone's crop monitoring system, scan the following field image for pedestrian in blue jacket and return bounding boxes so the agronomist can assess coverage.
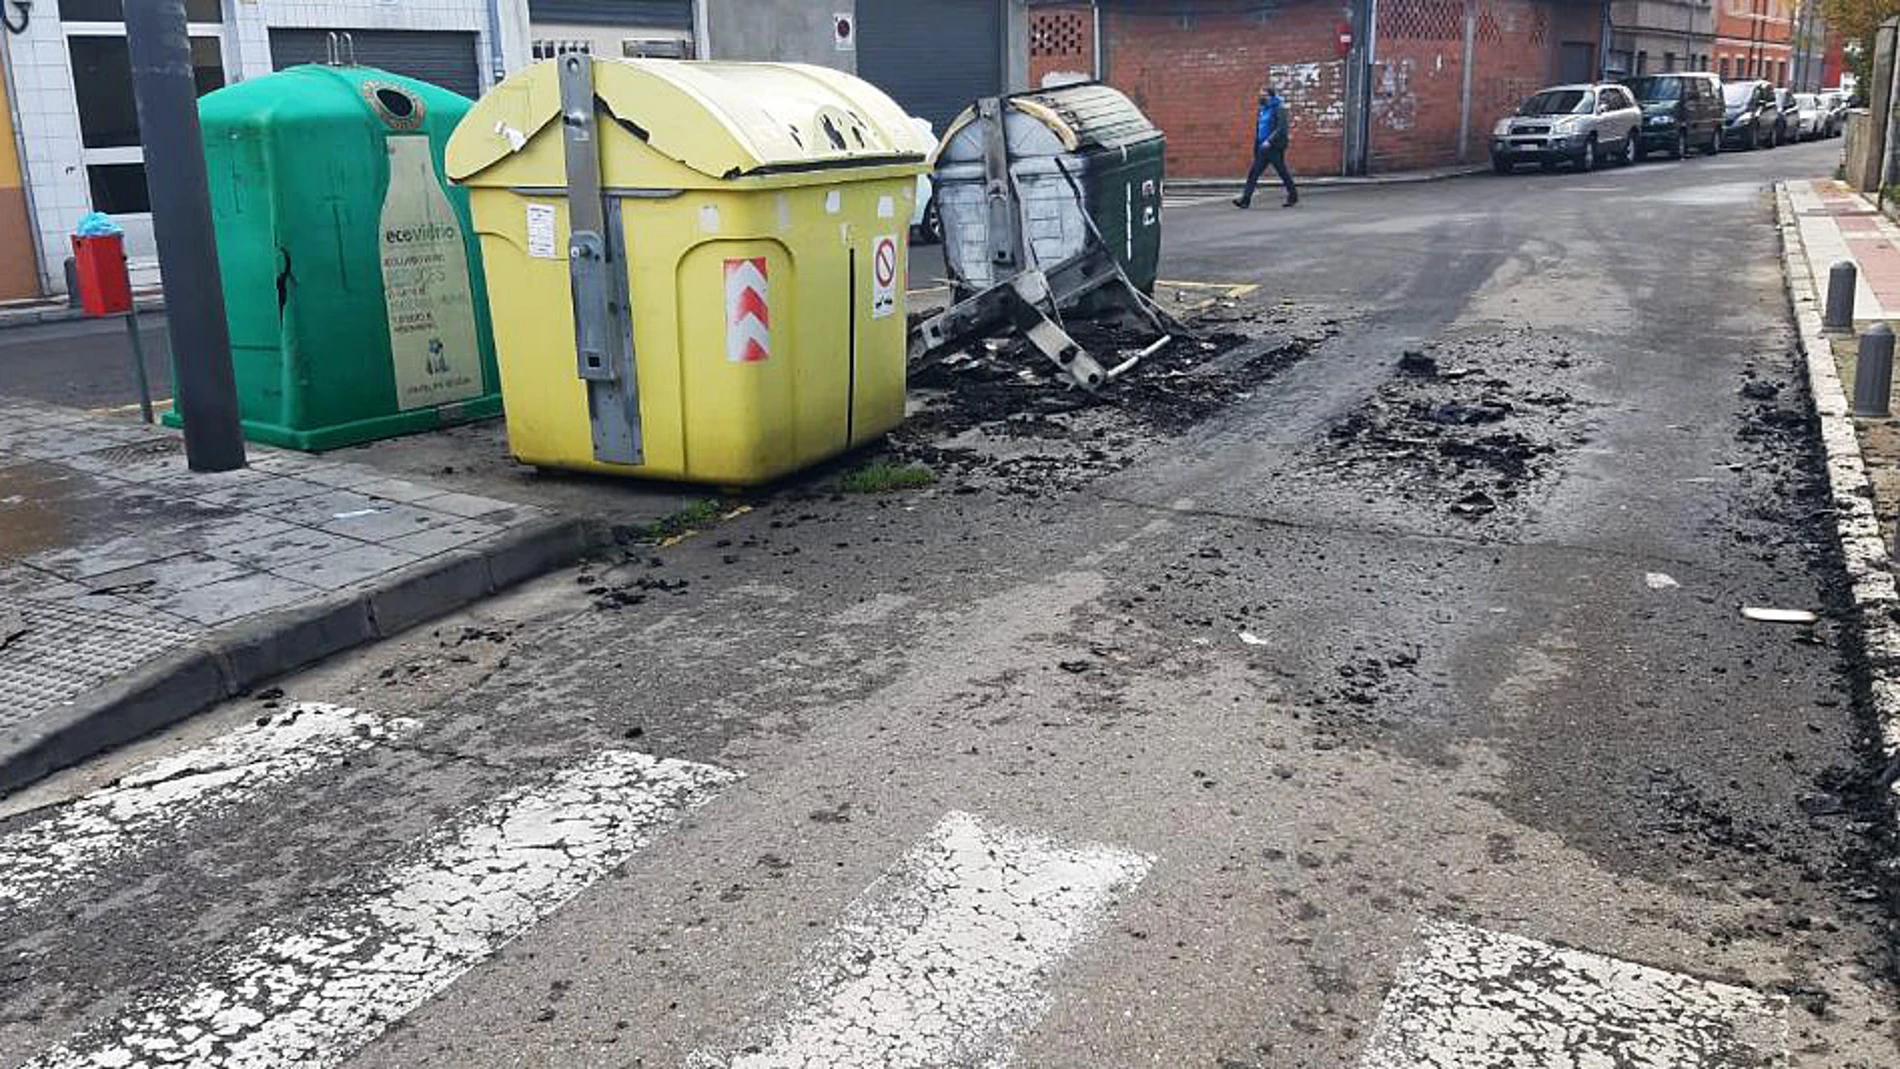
[1235,85,1298,208]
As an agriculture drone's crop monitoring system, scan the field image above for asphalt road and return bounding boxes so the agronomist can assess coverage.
[3,139,1895,1068]
[0,313,171,412]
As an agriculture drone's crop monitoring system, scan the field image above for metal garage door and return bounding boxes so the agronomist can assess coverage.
[527,0,691,27]
[269,30,482,99]
[856,0,1003,133]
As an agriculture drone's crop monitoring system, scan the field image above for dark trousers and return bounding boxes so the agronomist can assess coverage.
[1239,140,1296,205]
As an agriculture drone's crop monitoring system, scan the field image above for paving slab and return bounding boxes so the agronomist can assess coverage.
[0,397,604,795]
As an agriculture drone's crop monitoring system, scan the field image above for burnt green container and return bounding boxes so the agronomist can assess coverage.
[173,65,500,450]
[935,82,1165,299]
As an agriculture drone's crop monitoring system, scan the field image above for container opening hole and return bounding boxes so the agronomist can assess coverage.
[851,126,866,147]
[375,89,416,119]
[587,355,602,369]
[787,124,804,148]
[820,116,847,150]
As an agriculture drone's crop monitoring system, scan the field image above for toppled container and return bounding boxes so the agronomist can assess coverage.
[186,65,501,450]
[934,83,1165,299]
[446,56,933,485]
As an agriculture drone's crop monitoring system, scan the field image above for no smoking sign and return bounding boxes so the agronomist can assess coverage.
[870,234,898,320]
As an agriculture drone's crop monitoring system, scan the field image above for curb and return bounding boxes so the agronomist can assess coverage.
[0,294,165,331]
[0,516,599,796]
[1167,166,1488,192]
[1772,181,1900,808]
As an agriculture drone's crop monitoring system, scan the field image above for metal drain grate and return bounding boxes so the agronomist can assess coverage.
[0,600,194,731]
[84,438,184,467]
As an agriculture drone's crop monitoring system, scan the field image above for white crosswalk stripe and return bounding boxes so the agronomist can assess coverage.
[21,749,739,1069]
[1358,919,1788,1068]
[691,810,1152,1069]
[0,703,415,912]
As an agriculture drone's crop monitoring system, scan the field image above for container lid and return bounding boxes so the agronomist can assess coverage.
[939,82,1161,161]
[200,64,467,132]
[447,57,933,184]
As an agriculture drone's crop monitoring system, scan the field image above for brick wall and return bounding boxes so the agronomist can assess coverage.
[1103,0,1349,179]
[1368,0,1555,171]
[1098,0,1577,177]
[1029,3,1096,87]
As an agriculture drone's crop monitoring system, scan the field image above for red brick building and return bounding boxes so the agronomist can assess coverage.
[1713,0,1793,84]
[1029,0,1607,178]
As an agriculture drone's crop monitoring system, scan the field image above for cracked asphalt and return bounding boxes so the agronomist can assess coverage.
[1,139,1896,1067]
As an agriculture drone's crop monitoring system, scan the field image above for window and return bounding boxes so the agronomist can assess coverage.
[69,35,222,149]
[86,163,150,215]
[1664,51,1676,71]
[1720,57,1730,78]
[1636,50,1648,75]
[531,39,592,60]
[1778,60,1787,85]
[1518,89,1595,115]
[59,0,222,20]
[63,6,226,217]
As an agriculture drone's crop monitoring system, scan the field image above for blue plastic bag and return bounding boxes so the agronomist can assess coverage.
[74,211,122,237]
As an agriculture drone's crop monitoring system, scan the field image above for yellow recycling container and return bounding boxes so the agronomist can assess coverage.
[446,56,933,485]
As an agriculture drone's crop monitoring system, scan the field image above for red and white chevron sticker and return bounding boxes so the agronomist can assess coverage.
[725,257,770,364]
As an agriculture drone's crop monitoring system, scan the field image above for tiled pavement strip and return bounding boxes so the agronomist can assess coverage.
[1786,179,1894,322]
[0,397,589,789]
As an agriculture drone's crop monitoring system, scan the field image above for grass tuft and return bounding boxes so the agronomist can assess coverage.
[837,462,936,494]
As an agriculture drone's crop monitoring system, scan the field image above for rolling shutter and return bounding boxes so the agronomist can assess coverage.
[527,0,693,27]
[856,0,1004,133]
[269,30,482,99]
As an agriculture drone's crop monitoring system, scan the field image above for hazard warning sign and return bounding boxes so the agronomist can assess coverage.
[870,234,898,320]
[725,257,769,363]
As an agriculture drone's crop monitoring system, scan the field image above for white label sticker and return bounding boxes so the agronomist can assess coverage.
[877,195,895,219]
[379,136,482,412]
[525,203,558,260]
[870,234,898,320]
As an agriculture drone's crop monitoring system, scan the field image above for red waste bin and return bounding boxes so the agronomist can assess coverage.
[71,233,132,317]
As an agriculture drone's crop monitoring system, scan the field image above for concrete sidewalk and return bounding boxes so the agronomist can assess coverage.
[0,398,602,794]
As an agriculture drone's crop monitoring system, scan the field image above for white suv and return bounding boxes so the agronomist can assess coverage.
[1491,83,1643,173]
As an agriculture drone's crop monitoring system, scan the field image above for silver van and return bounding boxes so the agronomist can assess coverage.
[1491,83,1643,173]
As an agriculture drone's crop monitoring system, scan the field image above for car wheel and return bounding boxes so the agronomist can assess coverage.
[1750,123,1762,150]
[1580,135,1596,172]
[1492,155,1512,175]
[1672,128,1688,159]
[1626,131,1641,166]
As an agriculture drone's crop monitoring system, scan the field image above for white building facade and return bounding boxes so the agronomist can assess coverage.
[1,0,531,295]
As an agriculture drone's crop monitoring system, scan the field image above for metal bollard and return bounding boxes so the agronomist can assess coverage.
[1853,323,1895,417]
[1825,260,1858,332]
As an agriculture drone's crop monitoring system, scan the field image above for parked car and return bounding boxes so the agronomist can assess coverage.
[1624,72,1723,158]
[1490,83,1643,173]
[1771,88,1802,144]
[909,116,941,245]
[1820,90,1849,136]
[1792,93,1827,140]
[1721,80,1781,149]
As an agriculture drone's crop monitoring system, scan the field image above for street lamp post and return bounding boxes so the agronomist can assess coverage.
[125,0,245,472]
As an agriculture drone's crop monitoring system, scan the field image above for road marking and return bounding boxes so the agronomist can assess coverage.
[1156,279,1260,297]
[0,703,414,911]
[23,749,739,1069]
[86,398,173,417]
[695,810,1151,1069]
[1358,920,1787,1068]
